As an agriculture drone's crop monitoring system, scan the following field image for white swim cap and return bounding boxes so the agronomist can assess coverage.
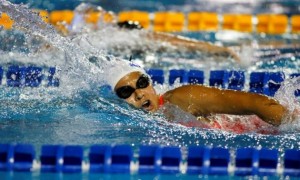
[105,59,146,89]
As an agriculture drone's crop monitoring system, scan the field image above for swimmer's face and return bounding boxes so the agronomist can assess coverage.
[114,72,159,112]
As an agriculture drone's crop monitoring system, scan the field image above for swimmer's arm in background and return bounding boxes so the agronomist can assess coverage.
[163,85,287,126]
[148,31,240,62]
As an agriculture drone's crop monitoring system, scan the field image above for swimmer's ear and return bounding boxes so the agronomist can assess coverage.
[117,21,143,30]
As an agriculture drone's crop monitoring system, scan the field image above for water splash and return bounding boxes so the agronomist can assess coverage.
[1,1,300,150]
[275,76,300,131]
[0,0,112,93]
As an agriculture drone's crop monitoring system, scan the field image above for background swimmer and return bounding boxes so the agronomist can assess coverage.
[65,4,240,62]
[117,21,240,62]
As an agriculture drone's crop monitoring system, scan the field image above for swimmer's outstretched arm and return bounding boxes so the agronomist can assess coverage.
[148,32,240,62]
[163,85,287,126]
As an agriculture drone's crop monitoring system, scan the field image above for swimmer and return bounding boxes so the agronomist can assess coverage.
[117,21,240,62]
[107,60,288,128]
[65,5,240,62]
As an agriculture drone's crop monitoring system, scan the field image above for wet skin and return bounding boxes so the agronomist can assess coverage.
[114,71,160,112]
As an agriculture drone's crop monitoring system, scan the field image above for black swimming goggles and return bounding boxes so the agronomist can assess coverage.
[115,74,150,99]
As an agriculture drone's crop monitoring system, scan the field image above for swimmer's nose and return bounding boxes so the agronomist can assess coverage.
[134,89,144,101]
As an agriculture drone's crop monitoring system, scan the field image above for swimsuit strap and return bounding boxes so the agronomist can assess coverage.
[159,95,164,106]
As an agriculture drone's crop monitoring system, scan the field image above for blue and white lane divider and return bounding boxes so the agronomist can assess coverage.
[0,65,299,97]
[1,144,300,176]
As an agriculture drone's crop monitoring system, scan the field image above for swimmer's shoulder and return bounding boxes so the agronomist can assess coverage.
[163,84,208,102]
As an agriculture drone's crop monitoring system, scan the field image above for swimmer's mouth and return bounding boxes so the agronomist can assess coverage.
[142,100,151,110]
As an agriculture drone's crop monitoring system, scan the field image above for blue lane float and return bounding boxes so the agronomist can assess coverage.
[160,146,181,173]
[89,145,111,173]
[13,144,35,172]
[284,149,300,176]
[138,145,161,173]
[1,144,300,176]
[0,144,14,171]
[40,145,63,172]
[235,148,258,176]
[186,146,209,174]
[110,145,133,173]
[0,144,35,172]
[62,145,84,173]
[257,148,279,176]
[207,147,230,175]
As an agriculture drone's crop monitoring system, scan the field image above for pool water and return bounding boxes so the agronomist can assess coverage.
[1,0,300,147]
[1,0,300,178]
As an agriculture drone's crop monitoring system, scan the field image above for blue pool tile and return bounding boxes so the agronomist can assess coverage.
[284,149,300,176]
[257,148,278,176]
[187,70,204,85]
[263,72,285,96]
[186,146,210,174]
[160,146,181,174]
[169,69,186,85]
[227,71,245,90]
[209,70,229,88]
[138,145,161,173]
[25,66,43,87]
[47,67,60,87]
[13,144,35,171]
[40,145,63,172]
[249,71,285,96]
[290,73,300,96]
[6,66,26,87]
[235,148,258,176]
[110,145,133,173]
[147,69,164,84]
[249,72,265,94]
[207,147,230,175]
[0,144,14,171]
[89,145,112,173]
[62,145,83,173]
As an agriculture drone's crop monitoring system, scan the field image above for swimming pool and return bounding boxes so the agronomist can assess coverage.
[1,0,300,178]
